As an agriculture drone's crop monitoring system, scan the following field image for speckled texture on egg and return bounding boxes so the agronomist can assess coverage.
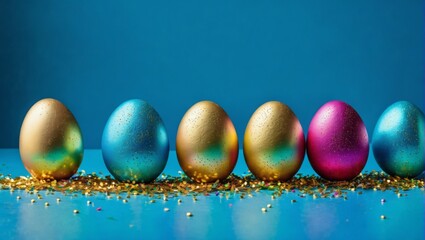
[19,98,84,180]
[176,101,238,183]
[243,101,305,181]
[307,100,369,181]
[372,101,425,178]
[102,99,169,183]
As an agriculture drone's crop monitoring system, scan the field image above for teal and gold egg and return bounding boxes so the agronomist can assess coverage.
[244,101,305,181]
[176,101,238,183]
[19,98,84,180]
[102,99,169,183]
[372,101,425,178]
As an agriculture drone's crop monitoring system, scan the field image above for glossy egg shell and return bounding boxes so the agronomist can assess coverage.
[176,101,238,183]
[19,98,84,180]
[372,101,425,178]
[102,99,169,183]
[244,101,305,181]
[307,100,369,181]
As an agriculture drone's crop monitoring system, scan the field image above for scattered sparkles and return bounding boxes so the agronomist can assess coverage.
[164,208,170,212]
[261,207,267,212]
[186,212,193,217]
[0,171,421,201]
[73,209,79,214]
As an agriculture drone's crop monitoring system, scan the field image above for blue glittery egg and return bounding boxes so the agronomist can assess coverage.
[372,101,425,178]
[102,99,169,182]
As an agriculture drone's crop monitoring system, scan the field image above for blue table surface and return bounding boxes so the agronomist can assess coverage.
[0,149,424,240]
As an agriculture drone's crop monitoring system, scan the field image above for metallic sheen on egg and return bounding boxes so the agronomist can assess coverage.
[372,101,425,178]
[176,101,238,183]
[307,100,369,181]
[19,98,84,180]
[244,101,305,181]
[102,99,169,183]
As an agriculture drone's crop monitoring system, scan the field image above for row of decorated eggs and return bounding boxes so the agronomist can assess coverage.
[19,98,425,183]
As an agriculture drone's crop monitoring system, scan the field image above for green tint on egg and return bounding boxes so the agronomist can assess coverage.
[243,101,305,181]
[102,99,169,183]
[176,101,239,183]
[19,98,84,180]
[372,101,425,178]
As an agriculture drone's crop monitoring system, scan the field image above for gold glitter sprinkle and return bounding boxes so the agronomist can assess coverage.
[186,212,193,217]
[380,215,386,220]
[87,200,92,205]
[261,208,267,212]
[0,171,422,200]
[123,199,128,203]
[164,208,170,212]
[56,198,61,203]
[30,199,35,203]
[267,204,272,208]
[73,209,79,214]
[291,199,296,203]
[16,196,21,200]
[44,202,50,207]
[178,199,182,204]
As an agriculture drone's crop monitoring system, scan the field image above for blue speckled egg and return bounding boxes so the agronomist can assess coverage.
[102,99,169,182]
[372,101,425,178]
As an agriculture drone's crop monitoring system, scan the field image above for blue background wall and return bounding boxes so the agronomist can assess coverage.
[0,0,424,149]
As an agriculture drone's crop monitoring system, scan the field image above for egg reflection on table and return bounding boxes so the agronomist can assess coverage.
[19,98,84,180]
[307,100,369,181]
[102,99,169,183]
[372,101,425,178]
[176,101,238,183]
[243,101,305,181]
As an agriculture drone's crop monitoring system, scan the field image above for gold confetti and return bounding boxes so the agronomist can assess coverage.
[0,171,422,200]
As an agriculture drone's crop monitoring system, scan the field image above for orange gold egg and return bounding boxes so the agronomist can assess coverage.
[19,98,84,180]
[244,101,305,181]
[176,101,238,183]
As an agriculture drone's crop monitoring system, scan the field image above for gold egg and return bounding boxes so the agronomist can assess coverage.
[19,98,84,180]
[176,101,238,183]
[243,101,305,181]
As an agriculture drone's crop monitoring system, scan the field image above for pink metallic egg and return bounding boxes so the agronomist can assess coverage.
[307,101,369,181]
